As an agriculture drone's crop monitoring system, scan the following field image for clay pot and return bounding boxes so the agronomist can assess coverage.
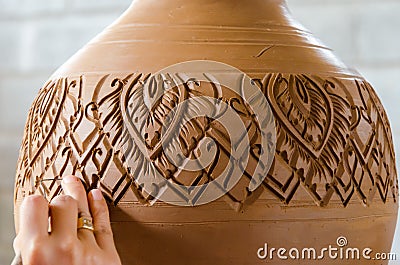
[15,0,398,264]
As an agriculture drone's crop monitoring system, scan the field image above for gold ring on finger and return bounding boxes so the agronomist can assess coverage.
[77,216,94,232]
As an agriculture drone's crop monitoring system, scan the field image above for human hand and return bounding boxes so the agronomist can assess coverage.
[13,175,121,265]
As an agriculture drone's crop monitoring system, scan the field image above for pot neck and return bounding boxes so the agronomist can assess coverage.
[121,0,298,30]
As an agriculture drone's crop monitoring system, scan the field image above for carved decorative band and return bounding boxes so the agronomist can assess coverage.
[15,71,398,211]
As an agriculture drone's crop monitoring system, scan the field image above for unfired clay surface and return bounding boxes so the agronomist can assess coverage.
[14,1,398,264]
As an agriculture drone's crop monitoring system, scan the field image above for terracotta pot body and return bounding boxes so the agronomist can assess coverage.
[15,0,398,264]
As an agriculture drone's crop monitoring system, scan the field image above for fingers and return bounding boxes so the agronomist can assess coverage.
[61,175,97,241]
[15,180,121,265]
[18,195,49,238]
[88,189,116,250]
[49,195,78,238]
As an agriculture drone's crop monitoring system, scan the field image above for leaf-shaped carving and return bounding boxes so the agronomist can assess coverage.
[267,74,334,159]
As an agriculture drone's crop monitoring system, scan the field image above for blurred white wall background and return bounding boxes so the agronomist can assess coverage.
[0,0,399,264]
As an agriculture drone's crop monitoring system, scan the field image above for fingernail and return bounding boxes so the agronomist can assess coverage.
[62,175,79,184]
[91,189,103,201]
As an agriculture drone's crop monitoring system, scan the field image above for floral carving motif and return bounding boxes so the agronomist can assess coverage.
[15,72,398,211]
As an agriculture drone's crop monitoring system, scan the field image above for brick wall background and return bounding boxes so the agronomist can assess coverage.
[0,0,399,263]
